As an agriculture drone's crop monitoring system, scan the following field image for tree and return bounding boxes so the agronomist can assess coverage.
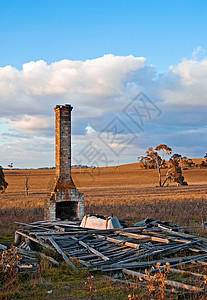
[138,156,148,169]
[138,146,188,186]
[185,158,196,168]
[198,154,207,168]
[138,144,172,186]
[154,144,172,186]
[199,160,207,168]
[0,166,8,193]
[180,156,189,169]
[155,144,172,161]
[167,154,188,185]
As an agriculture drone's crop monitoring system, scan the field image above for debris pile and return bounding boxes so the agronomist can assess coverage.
[1,218,207,293]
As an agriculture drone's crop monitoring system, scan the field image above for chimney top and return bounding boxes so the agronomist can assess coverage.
[54,104,73,111]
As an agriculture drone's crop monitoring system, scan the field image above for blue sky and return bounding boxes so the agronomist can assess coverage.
[0,0,207,168]
[1,0,207,71]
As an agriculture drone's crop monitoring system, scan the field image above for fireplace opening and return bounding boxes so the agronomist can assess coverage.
[56,201,78,220]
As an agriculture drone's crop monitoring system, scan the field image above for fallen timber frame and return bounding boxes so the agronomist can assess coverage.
[11,219,207,294]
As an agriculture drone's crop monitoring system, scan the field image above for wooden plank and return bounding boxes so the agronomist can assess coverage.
[123,241,140,249]
[170,238,192,243]
[79,241,109,261]
[116,231,169,243]
[102,275,180,294]
[103,275,148,289]
[48,237,77,270]
[38,252,60,266]
[189,246,207,253]
[98,235,140,249]
[67,234,93,246]
[54,225,65,232]
[76,248,130,264]
[15,221,51,231]
[78,259,92,267]
[34,226,147,236]
[151,236,169,243]
[192,260,207,266]
[102,252,207,272]
[168,254,207,270]
[93,243,129,253]
[122,269,203,293]
[157,224,196,239]
[112,242,192,266]
[35,229,120,236]
[119,226,147,231]
[149,253,207,275]
[115,231,150,241]
[170,268,206,279]
[0,243,7,250]
[91,249,137,268]
[100,250,135,260]
[16,230,53,250]
[17,247,39,258]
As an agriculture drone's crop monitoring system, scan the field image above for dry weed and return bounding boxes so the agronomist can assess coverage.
[0,245,22,290]
[144,263,171,300]
[85,275,96,300]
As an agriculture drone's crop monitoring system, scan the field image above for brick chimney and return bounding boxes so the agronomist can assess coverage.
[45,104,84,221]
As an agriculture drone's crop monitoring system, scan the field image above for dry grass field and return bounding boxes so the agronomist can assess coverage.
[1,162,207,234]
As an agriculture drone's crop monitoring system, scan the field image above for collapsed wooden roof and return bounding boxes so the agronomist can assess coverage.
[1,219,207,294]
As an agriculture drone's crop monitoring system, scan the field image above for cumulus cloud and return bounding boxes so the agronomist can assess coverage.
[0,52,207,167]
[0,54,146,99]
[158,56,207,106]
[0,54,150,129]
[7,115,54,135]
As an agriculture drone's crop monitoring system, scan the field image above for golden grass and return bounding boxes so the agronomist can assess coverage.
[0,163,207,233]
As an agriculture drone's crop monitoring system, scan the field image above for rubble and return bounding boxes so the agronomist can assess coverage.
[1,217,207,294]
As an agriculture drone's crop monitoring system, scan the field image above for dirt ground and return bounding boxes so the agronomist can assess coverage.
[0,163,207,233]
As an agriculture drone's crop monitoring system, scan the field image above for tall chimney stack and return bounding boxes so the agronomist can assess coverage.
[45,104,84,221]
[55,104,73,184]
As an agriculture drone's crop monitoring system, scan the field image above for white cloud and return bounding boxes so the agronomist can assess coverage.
[1,52,207,167]
[85,125,96,135]
[159,56,207,106]
[0,136,54,168]
[0,54,149,121]
[191,46,206,61]
[0,54,146,99]
[7,115,54,135]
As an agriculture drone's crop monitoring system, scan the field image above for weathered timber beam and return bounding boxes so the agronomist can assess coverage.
[98,235,140,249]
[78,241,109,262]
[38,252,60,266]
[33,226,147,236]
[115,231,169,243]
[15,230,53,250]
[48,237,77,270]
[101,255,202,272]
[102,275,180,294]
[115,231,150,241]
[170,268,206,278]
[15,221,51,231]
[122,269,203,293]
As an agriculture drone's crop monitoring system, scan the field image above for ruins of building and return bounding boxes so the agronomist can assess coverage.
[45,104,84,221]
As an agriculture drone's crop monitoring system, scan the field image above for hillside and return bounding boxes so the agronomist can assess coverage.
[0,163,207,233]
